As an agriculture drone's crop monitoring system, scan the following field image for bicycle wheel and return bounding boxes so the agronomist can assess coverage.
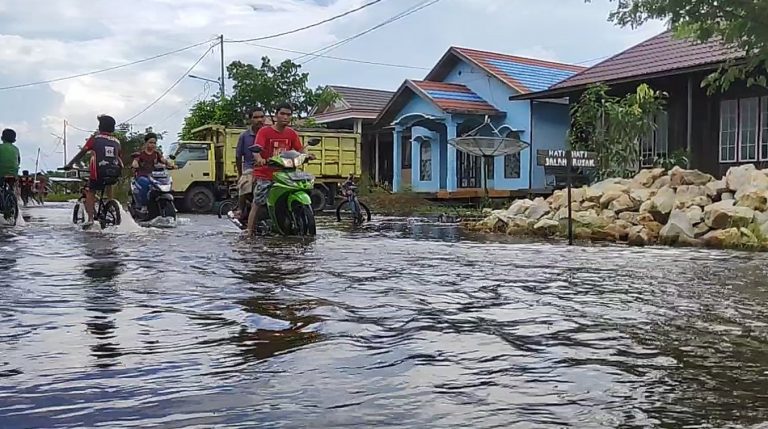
[72,200,86,225]
[336,199,372,224]
[3,192,18,226]
[99,200,122,228]
[218,199,236,219]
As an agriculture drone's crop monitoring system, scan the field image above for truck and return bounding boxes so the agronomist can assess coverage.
[166,124,361,213]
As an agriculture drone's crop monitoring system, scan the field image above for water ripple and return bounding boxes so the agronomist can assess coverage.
[2,204,768,427]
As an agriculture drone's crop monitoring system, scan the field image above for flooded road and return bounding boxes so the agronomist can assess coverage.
[2,203,768,428]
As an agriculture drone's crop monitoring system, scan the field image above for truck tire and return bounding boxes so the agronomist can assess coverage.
[310,188,327,213]
[184,186,215,213]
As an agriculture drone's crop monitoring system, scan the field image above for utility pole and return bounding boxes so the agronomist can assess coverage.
[63,120,68,165]
[219,34,226,100]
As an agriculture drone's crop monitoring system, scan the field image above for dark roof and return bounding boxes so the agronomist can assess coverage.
[410,80,501,115]
[329,85,394,111]
[375,80,502,126]
[312,85,394,123]
[425,46,586,94]
[511,30,744,100]
[552,30,742,89]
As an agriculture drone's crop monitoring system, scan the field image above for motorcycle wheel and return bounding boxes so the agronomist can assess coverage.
[292,202,316,236]
[159,199,177,219]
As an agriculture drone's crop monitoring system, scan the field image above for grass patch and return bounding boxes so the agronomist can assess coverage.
[357,186,489,219]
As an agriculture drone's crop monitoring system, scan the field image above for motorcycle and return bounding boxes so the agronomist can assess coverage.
[128,154,177,227]
[228,139,320,236]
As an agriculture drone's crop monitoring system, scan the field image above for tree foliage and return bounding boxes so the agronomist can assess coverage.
[568,83,667,180]
[597,0,768,93]
[179,56,339,139]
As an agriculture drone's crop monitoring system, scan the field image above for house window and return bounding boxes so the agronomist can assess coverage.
[719,97,768,163]
[503,131,521,179]
[419,139,432,181]
[640,111,669,167]
[762,96,768,159]
[740,98,759,161]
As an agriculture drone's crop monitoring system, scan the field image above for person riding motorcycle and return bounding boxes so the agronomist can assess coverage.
[131,132,174,214]
[64,115,123,227]
[245,102,315,236]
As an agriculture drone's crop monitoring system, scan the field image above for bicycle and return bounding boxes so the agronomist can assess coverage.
[335,174,371,226]
[216,184,239,219]
[0,177,19,226]
[70,171,122,229]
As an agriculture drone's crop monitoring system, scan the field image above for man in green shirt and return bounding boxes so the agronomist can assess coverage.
[0,129,20,181]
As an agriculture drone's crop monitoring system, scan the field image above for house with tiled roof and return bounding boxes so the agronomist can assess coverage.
[375,46,586,196]
[513,30,767,178]
[310,85,395,187]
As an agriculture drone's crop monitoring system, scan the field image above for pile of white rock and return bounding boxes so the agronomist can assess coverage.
[469,164,768,250]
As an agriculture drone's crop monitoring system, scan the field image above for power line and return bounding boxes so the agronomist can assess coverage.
[0,37,218,91]
[125,43,216,123]
[226,0,385,43]
[296,0,442,66]
[241,42,430,70]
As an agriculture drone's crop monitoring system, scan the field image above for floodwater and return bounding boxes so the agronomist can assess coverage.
[2,203,768,428]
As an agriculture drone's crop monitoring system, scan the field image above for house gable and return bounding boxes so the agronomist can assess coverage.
[425,47,586,94]
[375,80,501,127]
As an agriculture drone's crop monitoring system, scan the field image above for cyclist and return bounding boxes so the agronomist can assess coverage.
[18,170,33,206]
[64,115,123,228]
[0,129,20,193]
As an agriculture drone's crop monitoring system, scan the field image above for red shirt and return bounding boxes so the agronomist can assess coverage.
[252,126,303,180]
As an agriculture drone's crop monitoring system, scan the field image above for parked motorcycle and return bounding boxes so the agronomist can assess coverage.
[128,154,177,226]
[228,139,320,236]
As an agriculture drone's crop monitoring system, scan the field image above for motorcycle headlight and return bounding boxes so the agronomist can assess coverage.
[158,184,172,192]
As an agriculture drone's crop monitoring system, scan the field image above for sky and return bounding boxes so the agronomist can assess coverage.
[0,0,665,171]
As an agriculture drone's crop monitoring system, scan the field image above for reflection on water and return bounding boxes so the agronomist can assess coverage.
[80,235,124,369]
[3,204,768,428]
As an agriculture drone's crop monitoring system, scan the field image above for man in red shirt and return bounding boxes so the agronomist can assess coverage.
[246,102,314,235]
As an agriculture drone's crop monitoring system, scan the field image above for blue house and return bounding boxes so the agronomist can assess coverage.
[375,47,586,197]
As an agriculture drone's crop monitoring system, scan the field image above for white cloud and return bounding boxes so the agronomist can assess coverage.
[0,0,666,170]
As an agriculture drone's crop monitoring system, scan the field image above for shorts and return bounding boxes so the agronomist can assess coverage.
[87,177,117,192]
[252,179,272,205]
[238,169,253,197]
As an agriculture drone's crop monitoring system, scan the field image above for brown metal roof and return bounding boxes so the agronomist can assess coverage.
[328,85,394,112]
[551,30,743,90]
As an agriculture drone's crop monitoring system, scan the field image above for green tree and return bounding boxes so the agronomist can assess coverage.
[597,0,768,93]
[569,83,667,179]
[179,56,338,138]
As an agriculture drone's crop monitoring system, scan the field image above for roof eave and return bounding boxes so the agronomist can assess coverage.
[508,60,734,101]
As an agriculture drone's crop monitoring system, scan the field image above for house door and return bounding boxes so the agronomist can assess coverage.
[457,151,481,188]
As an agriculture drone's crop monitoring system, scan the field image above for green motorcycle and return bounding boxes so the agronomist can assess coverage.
[244,140,320,236]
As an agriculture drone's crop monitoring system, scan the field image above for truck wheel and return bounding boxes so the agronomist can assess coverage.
[184,186,214,213]
[310,188,327,213]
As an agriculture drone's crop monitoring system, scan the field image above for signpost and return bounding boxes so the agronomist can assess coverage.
[537,149,598,245]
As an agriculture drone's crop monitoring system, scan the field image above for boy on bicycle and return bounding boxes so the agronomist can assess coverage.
[0,129,20,191]
[64,115,123,228]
